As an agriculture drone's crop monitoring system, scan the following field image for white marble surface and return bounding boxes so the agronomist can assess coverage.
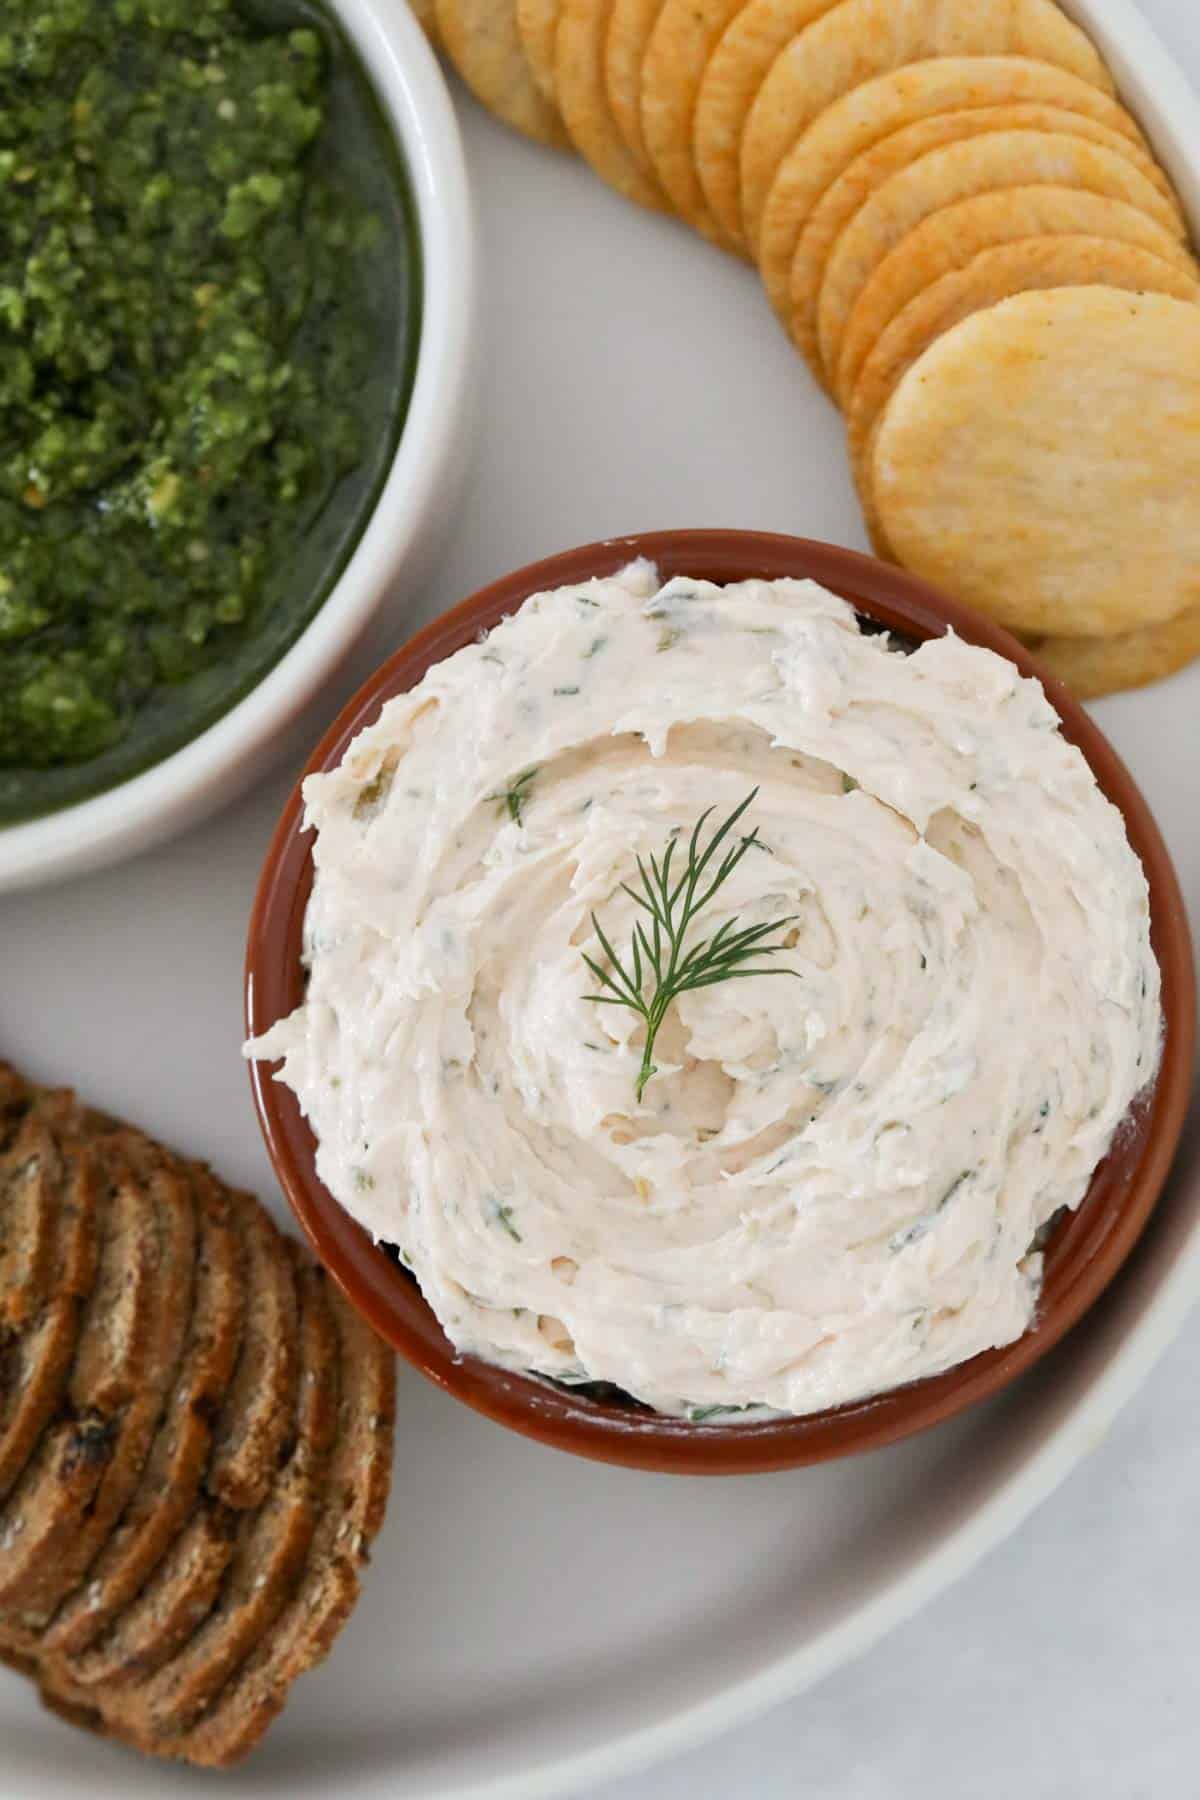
[1,1,1197,1794]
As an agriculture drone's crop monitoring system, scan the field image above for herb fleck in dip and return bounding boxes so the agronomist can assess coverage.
[0,0,418,822]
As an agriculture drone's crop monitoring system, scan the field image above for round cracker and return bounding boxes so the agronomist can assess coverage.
[849,237,1200,550]
[758,56,1153,333]
[815,130,1186,385]
[410,0,442,46]
[737,0,1122,253]
[438,0,571,146]
[690,0,841,253]
[556,0,671,208]
[786,102,1174,393]
[853,412,894,560]
[1025,607,1200,700]
[871,288,1200,639]
[605,0,666,170]
[639,0,798,251]
[836,184,1198,408]
[516,0,563,101]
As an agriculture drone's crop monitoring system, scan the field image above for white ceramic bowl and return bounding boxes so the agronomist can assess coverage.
[0,0,475,897]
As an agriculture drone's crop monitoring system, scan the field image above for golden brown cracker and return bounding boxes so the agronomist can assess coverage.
[785,102,1174,393]
[409,0,442,46]
[516,0,563,102]
[690,0,844,252]
[848,235,1200,459]
[816,129,1185,384]
[1026,608,1200,699]
[557,0,671,208]
[604,0,666,171]
[639,0,782,250]
[698,0,1116,254]
[835,184,1197,409]
[758,55,1154,335]
[438,0,572,147]
[850,238,1200,552]
[871,288,1200,639]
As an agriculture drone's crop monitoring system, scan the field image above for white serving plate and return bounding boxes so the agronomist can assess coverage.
[2,0,1198,1796]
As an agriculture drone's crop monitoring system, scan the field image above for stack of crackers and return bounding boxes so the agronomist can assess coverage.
[424,0,1200,698]
[0,1063,395,1767]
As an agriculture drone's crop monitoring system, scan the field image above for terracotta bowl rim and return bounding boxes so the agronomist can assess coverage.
[245,529,1196,1476]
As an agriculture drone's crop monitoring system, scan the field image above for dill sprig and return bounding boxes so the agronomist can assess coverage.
[583,789,799,1103]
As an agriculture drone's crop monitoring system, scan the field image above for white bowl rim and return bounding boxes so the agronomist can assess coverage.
[0,0,474,895]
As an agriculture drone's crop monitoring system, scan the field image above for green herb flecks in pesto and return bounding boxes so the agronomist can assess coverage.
[0,0,418,820]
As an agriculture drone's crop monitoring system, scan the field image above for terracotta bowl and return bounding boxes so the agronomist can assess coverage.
[245,530,1196,1475]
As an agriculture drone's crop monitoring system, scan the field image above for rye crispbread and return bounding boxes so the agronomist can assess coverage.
[43,1165,244,1661]
[0,1069,397,1769]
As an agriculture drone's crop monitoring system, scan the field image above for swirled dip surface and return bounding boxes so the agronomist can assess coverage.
[248,564,1161,1419]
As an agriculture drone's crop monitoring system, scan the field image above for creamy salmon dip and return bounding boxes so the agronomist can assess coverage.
[247,563,1161,1420]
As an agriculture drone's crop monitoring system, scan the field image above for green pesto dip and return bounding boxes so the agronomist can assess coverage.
[0,0,419,824]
